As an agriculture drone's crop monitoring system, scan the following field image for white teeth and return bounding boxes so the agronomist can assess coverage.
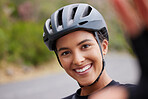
[75,65,91,73]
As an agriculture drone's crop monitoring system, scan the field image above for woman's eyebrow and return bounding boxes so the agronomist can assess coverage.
[57,47,69,52]
[77,39,92,46]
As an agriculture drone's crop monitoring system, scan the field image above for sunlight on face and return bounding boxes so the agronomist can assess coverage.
[56,30,105,86]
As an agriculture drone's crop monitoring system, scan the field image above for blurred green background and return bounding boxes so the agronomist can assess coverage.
[0,0,130,67]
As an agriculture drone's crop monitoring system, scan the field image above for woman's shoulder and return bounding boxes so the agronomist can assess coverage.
[110,80,137,89]
[120,83,137,89]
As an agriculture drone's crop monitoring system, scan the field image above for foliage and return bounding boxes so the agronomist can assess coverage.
[0,20,54,65]
[0,28,7,59]
[5,21,54,65]
[0,0,55,66]
[107,19,127,51]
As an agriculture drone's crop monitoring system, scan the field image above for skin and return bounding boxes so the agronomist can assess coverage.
[56,30,112,96]
[89,0,148,99]
[110,0,148,38]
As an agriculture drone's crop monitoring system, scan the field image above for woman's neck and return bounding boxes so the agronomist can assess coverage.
[80,70,112,96]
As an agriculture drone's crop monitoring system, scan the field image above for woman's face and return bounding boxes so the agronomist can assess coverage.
[56,30,107,86]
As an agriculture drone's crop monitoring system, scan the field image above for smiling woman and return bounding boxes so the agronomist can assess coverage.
[42,3,136,99]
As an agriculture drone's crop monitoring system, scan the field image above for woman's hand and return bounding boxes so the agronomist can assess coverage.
[110,0,148,38]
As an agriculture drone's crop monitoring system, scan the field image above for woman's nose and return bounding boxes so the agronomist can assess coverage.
[72,52,85,66]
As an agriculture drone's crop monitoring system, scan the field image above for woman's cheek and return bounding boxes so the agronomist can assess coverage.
[60,58,72,69]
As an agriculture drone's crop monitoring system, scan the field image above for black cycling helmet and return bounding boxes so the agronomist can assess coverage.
[43,3,108,51]
[43,3,108,87]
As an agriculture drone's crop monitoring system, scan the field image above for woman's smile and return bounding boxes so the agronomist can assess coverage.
[73,63,93,75]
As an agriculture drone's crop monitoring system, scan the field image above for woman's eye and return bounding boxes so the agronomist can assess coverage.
[61,51,70,56]
[82,44,90,49]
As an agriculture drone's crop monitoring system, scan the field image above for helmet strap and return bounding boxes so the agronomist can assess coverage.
[95,31,104,60]
[78,59,105,87]
[78,31,105,87]
[54,50,63,67]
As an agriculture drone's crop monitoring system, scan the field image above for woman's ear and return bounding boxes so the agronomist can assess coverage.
[101,39,108,56]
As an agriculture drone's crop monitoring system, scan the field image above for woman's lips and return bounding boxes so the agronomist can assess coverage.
[74,63,92,74]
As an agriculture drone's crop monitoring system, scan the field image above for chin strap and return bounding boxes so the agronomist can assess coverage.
[54,50,63,67]
[78,59,105,87]
[78,31,105,88]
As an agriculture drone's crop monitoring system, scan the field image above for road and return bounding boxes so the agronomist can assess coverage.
[0,52,140,99]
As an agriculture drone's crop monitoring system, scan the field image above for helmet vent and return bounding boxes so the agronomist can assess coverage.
[82,6,92,17]
[57,9,63,26]
[49,21,52,29]
[71,7,78,20]
[79,21,88,25]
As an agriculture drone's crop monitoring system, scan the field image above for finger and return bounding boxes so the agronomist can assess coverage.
[134,0,148,27]
[110,0,141,37]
